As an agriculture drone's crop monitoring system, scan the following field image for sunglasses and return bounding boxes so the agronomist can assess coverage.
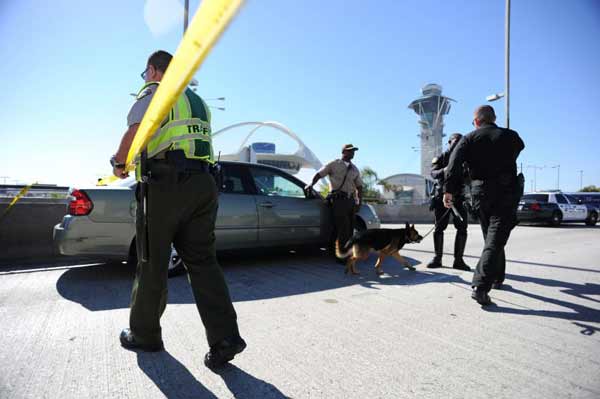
[140,67,149,80]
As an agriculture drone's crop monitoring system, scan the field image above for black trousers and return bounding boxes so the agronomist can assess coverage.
[433,198,468,236]
[331,197,356,248]
[471,182,518,291]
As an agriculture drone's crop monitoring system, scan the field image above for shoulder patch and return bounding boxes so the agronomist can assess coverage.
[431,157,439,165]
[136,88,153,100]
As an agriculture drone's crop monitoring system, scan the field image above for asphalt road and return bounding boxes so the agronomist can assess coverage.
[1,224,599,399]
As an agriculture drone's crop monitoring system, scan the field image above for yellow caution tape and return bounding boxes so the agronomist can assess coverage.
[95,0,243,183]
[1,182,37,221]
[125,0,244,169]
[96,175,119,186]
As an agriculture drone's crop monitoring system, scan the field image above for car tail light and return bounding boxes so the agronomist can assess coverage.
[530,202,541,212]
[68,189,93,216]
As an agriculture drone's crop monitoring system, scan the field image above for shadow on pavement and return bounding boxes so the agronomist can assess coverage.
[136,350,289,399]
[404,247,600,274]
[56,261,134,311]
[137,350,218,398]
[485,273,600,327]
[55,250,461,311]
[214,364,291,399]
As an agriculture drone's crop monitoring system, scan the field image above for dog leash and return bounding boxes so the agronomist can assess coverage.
[420,208,452,240]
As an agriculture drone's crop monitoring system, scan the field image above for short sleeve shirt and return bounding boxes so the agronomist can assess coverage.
[127,84,157,127]
[318,159,363,194]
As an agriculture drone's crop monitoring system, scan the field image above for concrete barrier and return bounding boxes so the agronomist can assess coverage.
[0,198,67,262]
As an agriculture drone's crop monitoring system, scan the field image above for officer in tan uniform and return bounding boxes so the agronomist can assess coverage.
[307,144,363,261]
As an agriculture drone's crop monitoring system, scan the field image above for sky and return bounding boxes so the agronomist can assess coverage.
[0,0,599,192]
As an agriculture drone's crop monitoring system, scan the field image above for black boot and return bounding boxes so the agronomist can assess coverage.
[204,335,247,369]
[427,232,443,268]
[471,287,493,306]
[452,233,471,271]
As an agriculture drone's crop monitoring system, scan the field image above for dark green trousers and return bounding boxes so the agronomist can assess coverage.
[130,163,239,346]
[332,197,356,247]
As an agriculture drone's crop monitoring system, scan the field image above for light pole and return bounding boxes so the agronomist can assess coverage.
[550,164,560,190]
[183,0,189,34]
[505,0,510,129]
[182,8,227,112]
[486,0,511,129]
[578,170,583,191]
[526,165,543,192]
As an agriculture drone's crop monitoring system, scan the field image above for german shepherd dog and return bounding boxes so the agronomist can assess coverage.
[336,224,423,275]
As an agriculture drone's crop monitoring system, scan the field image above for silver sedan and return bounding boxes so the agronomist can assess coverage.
[53,161,380,275]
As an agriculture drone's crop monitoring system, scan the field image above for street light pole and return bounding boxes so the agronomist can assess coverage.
[486,0,511,128]
[182,4,224,110]
[526,165,543,192]
[183,0,189,34]
[505,0,511,129]
[550,164,560,190]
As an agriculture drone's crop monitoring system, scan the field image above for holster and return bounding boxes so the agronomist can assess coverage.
[139,150,149,263]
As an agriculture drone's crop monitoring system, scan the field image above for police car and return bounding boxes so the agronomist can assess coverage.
[517,191,597,226]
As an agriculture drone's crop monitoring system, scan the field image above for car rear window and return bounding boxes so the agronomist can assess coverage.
[522,194,548,202]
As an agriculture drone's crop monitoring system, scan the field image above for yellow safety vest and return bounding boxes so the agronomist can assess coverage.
[136,81,215,164]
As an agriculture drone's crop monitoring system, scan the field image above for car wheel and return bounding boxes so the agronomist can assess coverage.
[354,218,367,234]
[585,212,598,226]
[550,211,562,227]
[167,246,186,277]
[127,239,186,278]
[127,239,137,269]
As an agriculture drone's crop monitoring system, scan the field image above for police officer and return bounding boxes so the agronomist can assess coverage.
[427,133,470,271]
[111,50,245,368]
[307,144,363,260]
[444,105,524,306]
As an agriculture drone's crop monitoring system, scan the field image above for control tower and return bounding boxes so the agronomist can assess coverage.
[408,84,455,176]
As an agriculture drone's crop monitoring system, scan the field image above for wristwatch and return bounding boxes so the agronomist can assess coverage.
[110,155,126,168]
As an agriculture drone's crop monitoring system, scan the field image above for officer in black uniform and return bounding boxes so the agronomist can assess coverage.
[444,105,524,306]
[427,133,470,271]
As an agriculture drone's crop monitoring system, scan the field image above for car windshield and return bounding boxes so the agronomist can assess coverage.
[522,194,548,203]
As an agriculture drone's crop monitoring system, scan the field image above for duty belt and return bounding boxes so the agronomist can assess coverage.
[149,150,209,174]
[330,191,354,200]
[472,173,516,186]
